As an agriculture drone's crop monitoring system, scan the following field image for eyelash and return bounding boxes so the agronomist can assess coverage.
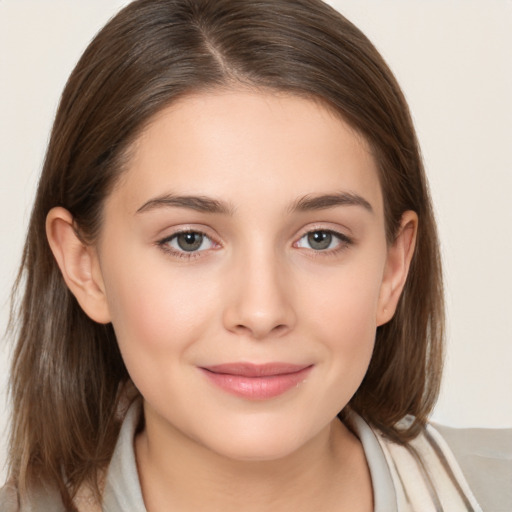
[294,229,353,256]
[157,228,353,260]
[157,229,220,260]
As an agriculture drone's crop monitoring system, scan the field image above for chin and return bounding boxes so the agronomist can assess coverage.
[211,437,305,463]
[196,416,320,463]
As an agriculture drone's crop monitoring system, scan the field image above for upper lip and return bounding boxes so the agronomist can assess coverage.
[201,362,312,377]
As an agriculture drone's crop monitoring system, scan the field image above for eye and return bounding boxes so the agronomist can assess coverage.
[159,231,216,254]
[295,230,350,251]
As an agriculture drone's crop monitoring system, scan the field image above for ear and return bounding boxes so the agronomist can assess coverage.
[46,207,111,324]
[376,211,418,326]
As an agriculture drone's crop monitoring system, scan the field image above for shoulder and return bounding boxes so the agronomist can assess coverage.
[0,480,66,512]
[0,482,19,512]
[433,422,512,511]
[365,415,511,512]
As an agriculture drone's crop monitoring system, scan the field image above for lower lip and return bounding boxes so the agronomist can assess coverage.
[200,366,313,400]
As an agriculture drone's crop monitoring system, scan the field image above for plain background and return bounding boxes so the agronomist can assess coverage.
[1,0,511,481]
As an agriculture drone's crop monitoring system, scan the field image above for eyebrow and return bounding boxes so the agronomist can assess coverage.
[289,192,373,214]
[136,194,235,215]
[136,191,373,216]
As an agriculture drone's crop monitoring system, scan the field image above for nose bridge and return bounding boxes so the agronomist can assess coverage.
[223,240,296,339]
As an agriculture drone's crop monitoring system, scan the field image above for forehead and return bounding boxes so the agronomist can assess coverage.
[111,88,383,216]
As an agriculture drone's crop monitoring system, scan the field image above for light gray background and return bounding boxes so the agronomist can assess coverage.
[1,0,511,481]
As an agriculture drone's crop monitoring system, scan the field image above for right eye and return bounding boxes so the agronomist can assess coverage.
[158,230,217,258]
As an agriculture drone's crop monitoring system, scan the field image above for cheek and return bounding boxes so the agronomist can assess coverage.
[317,284,379,375]
[306,258,383,339]
[301,255,385,391]
[101,258,224,408]
[101,253,220,357]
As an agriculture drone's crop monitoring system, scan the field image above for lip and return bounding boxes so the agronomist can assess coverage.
[199,363,313,400]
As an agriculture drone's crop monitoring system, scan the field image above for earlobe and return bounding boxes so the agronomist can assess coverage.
[46,207,111,324]
[376,211,418,326]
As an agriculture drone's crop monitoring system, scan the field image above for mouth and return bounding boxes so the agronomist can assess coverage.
[199,363,313,400]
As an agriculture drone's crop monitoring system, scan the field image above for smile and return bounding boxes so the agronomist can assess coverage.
[199,363,314,400]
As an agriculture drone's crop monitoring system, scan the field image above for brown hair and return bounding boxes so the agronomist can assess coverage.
[7,0,443,508]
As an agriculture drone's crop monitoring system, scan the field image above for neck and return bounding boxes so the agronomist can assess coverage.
[135,405,373,512]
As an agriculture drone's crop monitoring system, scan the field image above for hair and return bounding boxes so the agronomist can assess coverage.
[7,0,444,508]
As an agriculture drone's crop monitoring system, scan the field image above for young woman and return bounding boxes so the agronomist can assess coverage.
[1,1,510,511]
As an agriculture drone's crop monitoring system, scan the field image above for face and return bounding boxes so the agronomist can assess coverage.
[91,89,404,461]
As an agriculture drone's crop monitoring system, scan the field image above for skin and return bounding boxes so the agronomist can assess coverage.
[47,89,417,511]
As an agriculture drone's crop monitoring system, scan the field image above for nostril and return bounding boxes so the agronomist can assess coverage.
[232,322,290,339]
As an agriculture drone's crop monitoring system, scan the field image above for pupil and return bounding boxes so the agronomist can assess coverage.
[308,231,332,250]
[177,232,203,251]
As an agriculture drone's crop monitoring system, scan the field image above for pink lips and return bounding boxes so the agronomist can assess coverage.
[199,363,313,400]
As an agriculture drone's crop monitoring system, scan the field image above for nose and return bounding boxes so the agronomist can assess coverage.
[222,249,297,340]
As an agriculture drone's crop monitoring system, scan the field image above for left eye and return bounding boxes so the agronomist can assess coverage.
[296,230,346,251]
[164,231,215,252]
